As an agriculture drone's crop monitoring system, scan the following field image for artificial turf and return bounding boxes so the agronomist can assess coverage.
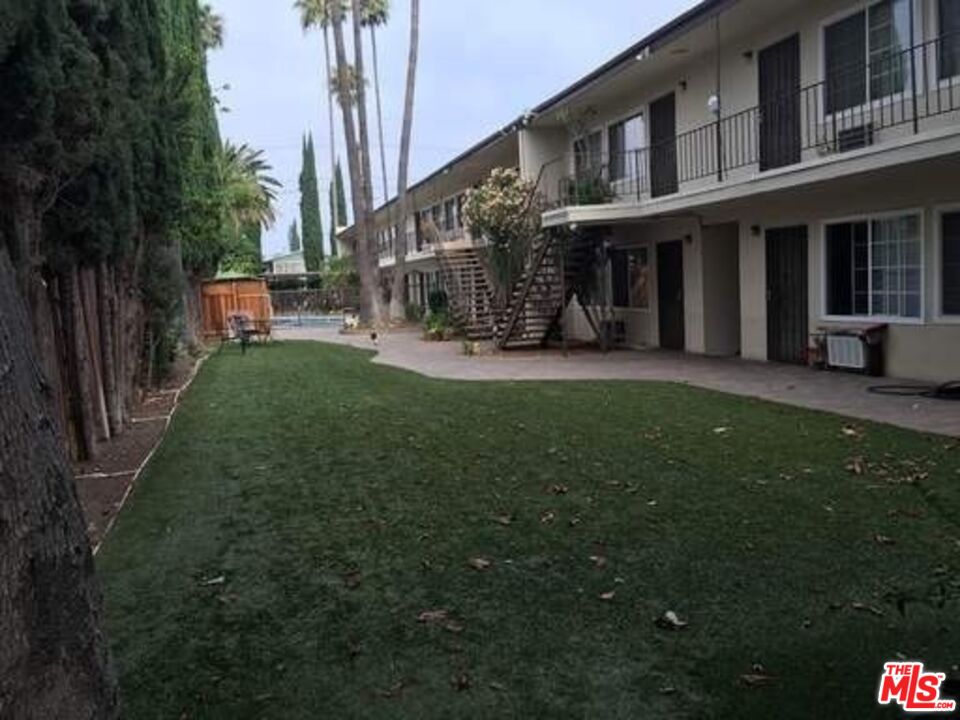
[95,341,960,719]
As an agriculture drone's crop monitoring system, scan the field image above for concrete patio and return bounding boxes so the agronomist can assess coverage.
[276,327,960,437]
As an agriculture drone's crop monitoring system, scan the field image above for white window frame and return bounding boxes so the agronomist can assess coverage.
[819,0,921,121]
[606,107,649,195]
[820,208,926,325]
[934,204,960,322]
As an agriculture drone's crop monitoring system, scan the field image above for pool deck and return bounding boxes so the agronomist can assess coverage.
[275,327,960,438]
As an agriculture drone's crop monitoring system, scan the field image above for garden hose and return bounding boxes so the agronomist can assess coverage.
[867,381,960,401]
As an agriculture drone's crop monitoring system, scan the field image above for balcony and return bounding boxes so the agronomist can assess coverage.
[555,34,960,211]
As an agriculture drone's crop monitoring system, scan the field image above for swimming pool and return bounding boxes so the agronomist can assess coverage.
[272,314,344,328]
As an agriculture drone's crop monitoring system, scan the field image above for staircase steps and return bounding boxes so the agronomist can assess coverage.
[496,232,598,350]
[435,245,496,341]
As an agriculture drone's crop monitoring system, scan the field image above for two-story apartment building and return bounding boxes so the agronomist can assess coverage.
[521,0,960,382]
[340,123,522,319]
[342,0,959,382]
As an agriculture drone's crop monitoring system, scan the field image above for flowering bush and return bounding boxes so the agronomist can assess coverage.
[462,168,544,298]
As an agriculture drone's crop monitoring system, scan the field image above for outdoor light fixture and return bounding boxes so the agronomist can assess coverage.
[751,225,762,237]
[635,47,651,62]
[679,79,688,91]
[707,94,721,116]
[569,223,579,232]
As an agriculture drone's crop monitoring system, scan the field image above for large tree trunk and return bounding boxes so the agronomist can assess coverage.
[96,261,122,437]
[0,246,119,719]
[370,26,389,206]
[351,0,383,324]
[330,2,380,324]
[390,0,420,320]
[60,266,97,461]
[323,26,338,245]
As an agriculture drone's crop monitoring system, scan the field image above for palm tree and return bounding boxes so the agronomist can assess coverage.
[199,4,225,50]
[360,0,390,207]
[295,0,345,247]
[329,0,382,322]
[220,141,282,233]
[390,0,419,319]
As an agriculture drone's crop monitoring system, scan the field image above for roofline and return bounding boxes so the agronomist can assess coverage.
[339,119,523,237]
[528,0,735,119]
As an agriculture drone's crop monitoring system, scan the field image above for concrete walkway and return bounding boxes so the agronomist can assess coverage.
[276,327,960,437]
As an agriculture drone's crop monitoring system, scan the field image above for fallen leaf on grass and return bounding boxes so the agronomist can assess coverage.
[451,672,471,692]
[540,510,556,525]
[376,680,408,699]
[851,602,884,617]
[599,591,616,601]
[874,534,895,546]
[841,425,864,440]
[488,681,507,692]
[467,557,493,572]
[443,620,465,635]
[589,555,608,569]
[740,673,776,688]
[550,484,569,495]
[713,427,732,435]
[200,575,226,587]
[344,571,362,589]
[493,514,514,527]
[659,686,677,695]
[417,609,449,625]
[655,610,688,630]
[846,457,868,476]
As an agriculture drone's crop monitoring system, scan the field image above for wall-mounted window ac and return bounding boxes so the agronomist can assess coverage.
[823,325,887,376]
[815,122,875,156]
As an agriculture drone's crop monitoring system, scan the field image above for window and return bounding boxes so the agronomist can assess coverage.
[608,114,645,182]
[826,214,922,319]
[443,199,456,231]
[573,131,602,177]
[824,0,910,114]
[611,247,650,309]
[940,0,960,79]
[943,211,960,315]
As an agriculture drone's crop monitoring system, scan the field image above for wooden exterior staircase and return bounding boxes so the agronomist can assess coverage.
[435,244,496,340]
[495,231,599,350]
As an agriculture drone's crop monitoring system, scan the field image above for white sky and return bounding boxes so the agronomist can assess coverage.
[207,0,701,258]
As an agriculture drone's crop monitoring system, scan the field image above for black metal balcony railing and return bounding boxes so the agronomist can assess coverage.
[560,33,960,207]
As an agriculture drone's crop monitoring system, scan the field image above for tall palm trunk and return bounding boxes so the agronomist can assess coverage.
[323,24,338,250]
[330,0,380,323]
[390,0,420,320]
[370,25,389,206]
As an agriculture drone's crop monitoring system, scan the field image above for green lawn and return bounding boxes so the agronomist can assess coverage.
[96,342,960,719]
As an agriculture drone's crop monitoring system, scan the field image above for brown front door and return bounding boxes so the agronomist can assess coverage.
[758,34,802,172]
[649,93,678,198]
[766,226,808,364]
[657,240,685,351]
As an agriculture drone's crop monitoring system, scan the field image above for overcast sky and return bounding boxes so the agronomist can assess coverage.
[207,0,700,258]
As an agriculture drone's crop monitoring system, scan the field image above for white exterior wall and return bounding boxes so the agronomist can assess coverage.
[734,161,960,382]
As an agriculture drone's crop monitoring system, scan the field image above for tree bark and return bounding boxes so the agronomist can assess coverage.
[390,0,420,320]
[60,266,97,461]
[0,246,119,719]
[96,261,122,436]
[323,26,338,242]
[370,26,389,206]
[330,2,381,323]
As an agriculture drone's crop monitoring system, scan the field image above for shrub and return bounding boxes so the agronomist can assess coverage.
[428,289,449,315]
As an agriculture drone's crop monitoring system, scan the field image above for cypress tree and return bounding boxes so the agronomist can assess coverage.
[329,159,348,257]
[299,134,324,271]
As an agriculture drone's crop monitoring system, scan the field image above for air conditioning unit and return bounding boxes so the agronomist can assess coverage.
[826,334,866,370]
[823,325,887,376]
[836,123,875,152]
[815,123,875,156]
